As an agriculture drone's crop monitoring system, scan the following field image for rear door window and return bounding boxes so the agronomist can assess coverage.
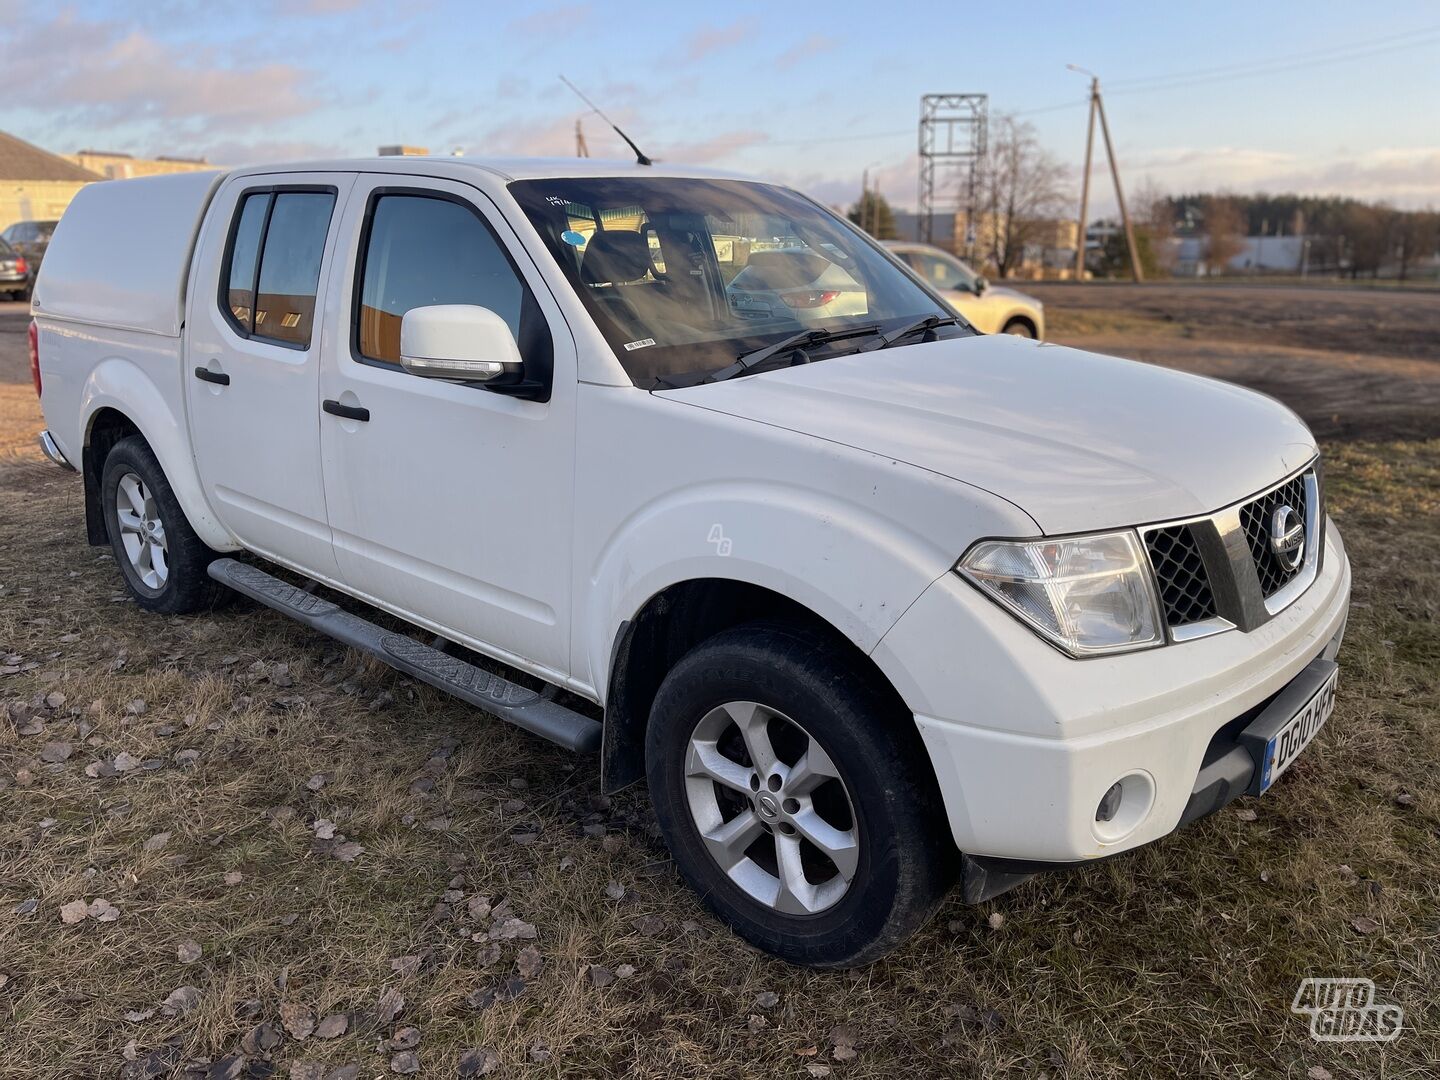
[220,187,336,348]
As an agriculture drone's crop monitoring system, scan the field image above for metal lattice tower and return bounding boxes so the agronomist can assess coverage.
[917,94,987,252]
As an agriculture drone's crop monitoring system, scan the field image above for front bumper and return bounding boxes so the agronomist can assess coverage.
[872,519,1351,865]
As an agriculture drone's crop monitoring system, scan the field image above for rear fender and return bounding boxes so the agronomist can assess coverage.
[80,356,236,551]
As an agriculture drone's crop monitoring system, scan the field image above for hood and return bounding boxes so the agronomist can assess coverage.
[660,334,1316,535]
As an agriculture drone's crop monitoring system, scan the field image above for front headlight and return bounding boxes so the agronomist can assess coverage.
[958,531,1164,657]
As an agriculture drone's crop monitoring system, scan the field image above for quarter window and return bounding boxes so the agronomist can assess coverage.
[225,193,268,331]
[356,194,532,365]
[221,188,336,348]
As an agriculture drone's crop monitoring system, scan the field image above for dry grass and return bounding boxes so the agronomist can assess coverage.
[2,296,1438,1076]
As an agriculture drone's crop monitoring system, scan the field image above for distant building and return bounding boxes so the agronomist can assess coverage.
[378,145,429,157]
[891,210,1080,278]
[68,150,216,180]
[1172,235,1308,277]
[0,130,99,234]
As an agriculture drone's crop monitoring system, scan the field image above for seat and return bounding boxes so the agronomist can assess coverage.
[581,231,654,286]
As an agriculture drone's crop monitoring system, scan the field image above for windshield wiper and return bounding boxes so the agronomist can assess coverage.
[705,323,884,383]
[861,314,962,352]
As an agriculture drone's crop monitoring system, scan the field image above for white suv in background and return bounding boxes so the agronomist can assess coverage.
[31,158,1346,968]
[886,241,1045,338]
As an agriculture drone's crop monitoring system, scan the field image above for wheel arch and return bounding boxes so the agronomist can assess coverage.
[79,359,235,551]
[1001,312,1039,337]
[600,577,934,796]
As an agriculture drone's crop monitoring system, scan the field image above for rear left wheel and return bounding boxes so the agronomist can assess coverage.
[646,622,956,968]
[100,436,228,614]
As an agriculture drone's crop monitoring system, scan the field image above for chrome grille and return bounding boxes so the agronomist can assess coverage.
[1141,461,1321,641]
[1239,473,1308,597]
[1144,524,1217,626]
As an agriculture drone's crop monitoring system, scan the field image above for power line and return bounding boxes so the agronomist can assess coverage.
[762,129,912,148]
[1104,23,1440,90]
[728,23,1440,153]
[1003,28,1440,124]
[1106,31,1440,97]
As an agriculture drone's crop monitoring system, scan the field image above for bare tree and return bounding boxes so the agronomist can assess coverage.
[1342,202,1392,278]
[1131,178,1176,276]
[1201,195,1244,275]
[1394,210,1438,281]
[974,116,1069,278]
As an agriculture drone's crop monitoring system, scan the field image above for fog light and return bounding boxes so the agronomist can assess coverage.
[1091,772,1156,844]
[1096,782,1124,823]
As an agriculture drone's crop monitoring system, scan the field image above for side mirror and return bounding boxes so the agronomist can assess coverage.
[399,305,522,383]
[973,276,988,295]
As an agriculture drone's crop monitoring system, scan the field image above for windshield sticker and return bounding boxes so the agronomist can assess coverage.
[623,338,657,351]
[560,230,587,247]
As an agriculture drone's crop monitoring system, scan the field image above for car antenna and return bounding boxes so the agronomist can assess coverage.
[559,75,653,166]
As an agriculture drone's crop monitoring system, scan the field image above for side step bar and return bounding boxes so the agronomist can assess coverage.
[207,559,602,754]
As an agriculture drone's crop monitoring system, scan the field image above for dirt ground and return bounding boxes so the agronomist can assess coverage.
[1,291,1437,1079]
[1029,282,1440,443]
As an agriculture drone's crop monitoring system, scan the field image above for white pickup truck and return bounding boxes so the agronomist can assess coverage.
[30,158,1350,968]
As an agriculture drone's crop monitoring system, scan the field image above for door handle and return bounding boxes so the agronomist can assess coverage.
[322,398,370,422]
[194,366,230,386]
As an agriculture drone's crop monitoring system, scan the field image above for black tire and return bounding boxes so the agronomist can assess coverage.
[645,622,956,968]
[100,435,228,614]
[1002,319,1035,338]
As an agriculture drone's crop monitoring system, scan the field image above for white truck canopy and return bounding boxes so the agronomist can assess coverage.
[34,170,226,337]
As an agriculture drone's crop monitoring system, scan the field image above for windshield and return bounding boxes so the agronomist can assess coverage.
[510,177,970,385]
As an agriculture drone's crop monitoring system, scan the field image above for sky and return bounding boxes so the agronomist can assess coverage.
[2,0,1438,216]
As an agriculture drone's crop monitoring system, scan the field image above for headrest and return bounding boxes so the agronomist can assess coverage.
[581,231,653,285]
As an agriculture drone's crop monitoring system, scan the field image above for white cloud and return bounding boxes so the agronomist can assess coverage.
[681,21,757,63]
[774,34,839,70]
[1127,145,1440,207]
[0,12,319,131]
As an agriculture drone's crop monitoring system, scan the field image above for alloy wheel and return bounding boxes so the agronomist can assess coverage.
[114,471,169,590]
[683,700,859,915]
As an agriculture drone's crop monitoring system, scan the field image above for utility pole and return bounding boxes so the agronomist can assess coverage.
[575,118,589,158]
[1074,78,1097,280]
[861,166,870,234]
[1068,66,1143,282]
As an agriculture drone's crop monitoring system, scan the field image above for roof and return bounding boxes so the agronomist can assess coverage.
[226,155,757,184]
[0,130,101,182]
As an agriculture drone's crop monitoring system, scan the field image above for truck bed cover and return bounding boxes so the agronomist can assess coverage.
[34,170,226,337]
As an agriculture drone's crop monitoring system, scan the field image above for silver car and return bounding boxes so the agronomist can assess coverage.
[885,242,1044,338]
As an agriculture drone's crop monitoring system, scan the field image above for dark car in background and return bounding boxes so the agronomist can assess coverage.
[1,219,58,297]
[0,237,31,300]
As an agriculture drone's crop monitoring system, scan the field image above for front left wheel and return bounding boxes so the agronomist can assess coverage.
[100,435,228,614]
[645,622,956,968]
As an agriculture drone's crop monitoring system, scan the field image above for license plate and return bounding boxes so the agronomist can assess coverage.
[1259,666,1338,792]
